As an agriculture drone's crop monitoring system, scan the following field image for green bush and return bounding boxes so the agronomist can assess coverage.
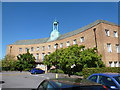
[74,72,83,76]
[82,67,120,79]
[50,69,64,74]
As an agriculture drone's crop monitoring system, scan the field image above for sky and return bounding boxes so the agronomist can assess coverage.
[1,2,119,59]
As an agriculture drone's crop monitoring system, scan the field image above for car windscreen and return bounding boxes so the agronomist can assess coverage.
[113,76,120,84]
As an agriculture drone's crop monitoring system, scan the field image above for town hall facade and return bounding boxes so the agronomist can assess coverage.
[6,20,120,67]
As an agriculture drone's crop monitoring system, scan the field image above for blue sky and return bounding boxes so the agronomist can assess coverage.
[1,2,118,59]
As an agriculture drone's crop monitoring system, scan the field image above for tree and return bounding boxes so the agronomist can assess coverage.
[17,49,36,71]
[2,54,17,71]
[43,44,105,76]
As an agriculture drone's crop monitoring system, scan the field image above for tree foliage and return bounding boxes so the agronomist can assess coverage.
[43,44,105,75]
[2,50,36,71]
[16,49,36,71]
[2,54,17,71]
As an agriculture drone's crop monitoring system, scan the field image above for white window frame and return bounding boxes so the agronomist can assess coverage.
[25,48,29,52]
[113,31,118,37]
[19,48,22,52]
[66,41,70,47]
[60,43,63,48]
[116,44,120,53]
[36,47,40,51]
[73,39,77,45]
[48,52,51,55]
[42,46,45,51]
[31,47,34,51]
[42,53,45,60]
[36,53,39,60]
[107,43,112,52]
[48,45,51,50]
[114,61,117,67]
[80,37,84,42]
[105,29,110,36]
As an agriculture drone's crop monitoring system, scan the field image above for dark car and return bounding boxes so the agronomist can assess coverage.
[87,73,120,90]
[30,68,45,74]
[37,78,108,90]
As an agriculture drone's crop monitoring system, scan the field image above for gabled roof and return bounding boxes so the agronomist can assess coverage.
[12,20,117,45]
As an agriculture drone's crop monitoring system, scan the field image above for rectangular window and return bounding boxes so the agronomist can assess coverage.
[42,46,45,51]
[36,53,39,60]
[107,43,112,52]
[48,52,51,55]
[66,41,70,47]
[48,45,51,50]
[25,48,29,52]
[105,29,110,36]
[114,61,117,67]
[60,43,63,48]
[19,48,22,52]
[36,47,40,51]
[113,31,118,37]
[116,44,120,53]
[73,39,77,45]
[42,53,45,60]
[109,61,112,67]
[119,61,120,67]
[31,47,34,51]
[80,37,84,42]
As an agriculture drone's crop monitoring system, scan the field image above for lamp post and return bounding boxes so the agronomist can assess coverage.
[55,43,58,78]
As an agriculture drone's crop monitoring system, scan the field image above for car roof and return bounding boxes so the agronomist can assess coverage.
[91,73,120,77]
[47,78,102,88]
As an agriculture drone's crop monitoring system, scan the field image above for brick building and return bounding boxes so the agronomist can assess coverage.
[6,20,120,67]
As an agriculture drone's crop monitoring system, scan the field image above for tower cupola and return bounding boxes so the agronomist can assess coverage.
[47,20,60,42]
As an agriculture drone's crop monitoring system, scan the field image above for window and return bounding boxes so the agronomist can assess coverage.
[114,61,117,67]
[66,41,70,47]
[105,29,110,36]
[60,43,63,48]
[119,62,120,67]
[19,48,22,52]
[54,44,58,49]
[89,75,97,82]
[36,47,40,51]
[114,31,118,37]
[48,45,51,50]
[80,37,84,42]
[109,61,112,67]
[73,39,77,45]
[107,43,112,52]
[116,44,120,53]
[98,76,117,88]
[25,48,29,52]
[48,52,51,55]
[42,46,45,51]
[42,53,45,60]
[36,53,39,60]
[31,47,34,51]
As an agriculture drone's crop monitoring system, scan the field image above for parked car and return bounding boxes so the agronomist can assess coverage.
[87,73,120,90]
[37,78,108,90]
[30,68,45,74]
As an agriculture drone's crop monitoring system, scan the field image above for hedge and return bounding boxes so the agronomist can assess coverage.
[82,67,120,79]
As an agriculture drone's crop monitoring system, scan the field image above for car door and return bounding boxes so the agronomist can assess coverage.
[98,75,118,90]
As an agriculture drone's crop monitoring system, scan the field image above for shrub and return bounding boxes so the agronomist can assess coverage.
[82,67,120,79]
[50,69,64,74]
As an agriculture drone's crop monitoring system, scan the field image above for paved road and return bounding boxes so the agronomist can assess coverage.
[1,71,56,89]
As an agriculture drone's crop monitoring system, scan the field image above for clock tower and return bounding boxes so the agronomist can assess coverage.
[47,20,60,42]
